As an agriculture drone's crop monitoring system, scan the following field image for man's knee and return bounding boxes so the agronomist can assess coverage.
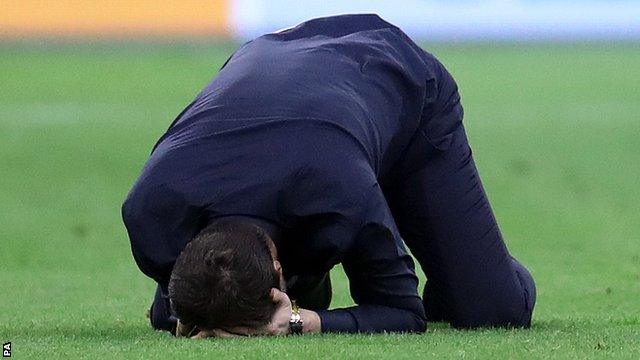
[451,259,536,329]
[511,258,536,327]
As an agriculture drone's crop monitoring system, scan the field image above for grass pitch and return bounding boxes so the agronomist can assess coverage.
[0,41,639,359]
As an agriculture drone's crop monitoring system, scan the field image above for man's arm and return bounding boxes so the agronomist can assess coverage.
[191,215,424,337]
[122,172,203,286]
[315,220,426,333]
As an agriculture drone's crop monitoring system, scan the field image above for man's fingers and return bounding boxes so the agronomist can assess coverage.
[225,326,262,336]
[270,288,289,305]
[190,329,243,339]
[190,330,210,339]
[213,329,244,338]
[176,320,198,338]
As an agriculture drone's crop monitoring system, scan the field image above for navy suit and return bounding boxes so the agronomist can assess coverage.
[123,14,536,333]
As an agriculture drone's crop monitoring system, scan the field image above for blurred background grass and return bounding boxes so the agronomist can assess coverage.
[0,41,639,358]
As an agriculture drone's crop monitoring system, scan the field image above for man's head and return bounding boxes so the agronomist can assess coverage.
[168,219,282,331]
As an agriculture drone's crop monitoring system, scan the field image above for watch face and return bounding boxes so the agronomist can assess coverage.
[289,321,304,335]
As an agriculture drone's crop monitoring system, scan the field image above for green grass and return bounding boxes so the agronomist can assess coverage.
[1,41,639,359]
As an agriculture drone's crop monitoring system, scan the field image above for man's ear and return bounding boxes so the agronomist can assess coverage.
[273,260,286,290]
[273,260,282,276]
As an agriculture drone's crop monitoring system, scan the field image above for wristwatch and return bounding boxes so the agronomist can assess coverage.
[289,300,303,335]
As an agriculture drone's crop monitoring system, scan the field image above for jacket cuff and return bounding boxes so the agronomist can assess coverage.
[316,309,358,333]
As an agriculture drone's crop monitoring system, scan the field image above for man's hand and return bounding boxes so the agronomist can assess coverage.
[189,288,292,338]
[175,320,198,338]
[189,288,321,338]
[263,288,294,335]
[222,288,293,336]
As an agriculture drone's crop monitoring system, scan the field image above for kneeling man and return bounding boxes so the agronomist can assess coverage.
[123,14,536,337]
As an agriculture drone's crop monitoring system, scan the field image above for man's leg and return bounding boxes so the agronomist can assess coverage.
[386,125,536,329]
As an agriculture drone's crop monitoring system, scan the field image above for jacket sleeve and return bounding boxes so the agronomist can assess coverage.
[122,161,205,287]
[316,188,426,333]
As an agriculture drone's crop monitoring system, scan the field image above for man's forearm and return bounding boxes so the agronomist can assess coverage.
[316,304,426,333]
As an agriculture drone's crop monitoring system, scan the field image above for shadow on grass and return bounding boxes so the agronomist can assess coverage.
[534,317,640,330]
[9,318,625,342]
[9,322,445,342]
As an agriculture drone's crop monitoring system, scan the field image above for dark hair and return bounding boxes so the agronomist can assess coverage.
[168,219,279,330]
